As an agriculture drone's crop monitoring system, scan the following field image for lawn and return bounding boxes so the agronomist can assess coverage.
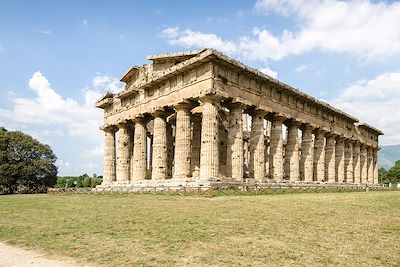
[0,191,399,266]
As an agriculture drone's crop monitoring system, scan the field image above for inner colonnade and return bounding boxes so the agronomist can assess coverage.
[97,49,382,187]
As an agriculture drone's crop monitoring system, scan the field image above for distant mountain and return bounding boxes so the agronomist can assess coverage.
[379,145,400,170]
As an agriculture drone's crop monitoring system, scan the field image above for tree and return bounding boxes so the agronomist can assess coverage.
[0,127,58,194]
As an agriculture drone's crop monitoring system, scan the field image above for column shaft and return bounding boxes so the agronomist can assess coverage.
[300,125,314,182]
[173,104,192,179]
[269,116,284,182]
[132,118,147,181]
[325,134,336,183]
[200,97,219,180]
[103,128,116,184]
[360,145,368,184]
[116,124,131,182]
[191,114,202,178]
[353,142,361,184]
[284,122,300,182]
[250,110,266,181]
[335,137,345,182]
[344,140,354,183]
[367,147,374,184]
[151,114,168,180]
[313,130,325,182]
[227,105,244,181]
[373,149,379,184]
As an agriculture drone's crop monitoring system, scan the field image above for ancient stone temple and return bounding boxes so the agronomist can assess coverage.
[96,49,383,187]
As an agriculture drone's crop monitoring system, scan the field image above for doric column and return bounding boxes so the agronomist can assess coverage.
[242,113,248,132]
[373,148,379,184]
[325,133,336,183]
[227,103,245,181]
[335,136,345,183]
[200,96,220,180]
[269,114,285,182]
[284,120,301,182]
[300,124,314,182]
[344,140,354,183]
[191,114,202,178]
[132,117,147,181]
[249,109,267,182]
[151,111,168,180]
[353,141,361,184]
[313,129,325,182]
[360,144,368,184]
[166,122,174,179]
[173,102,192,179]
[102,126,117,184]
[367,147,374,184]
[116,123,131,182]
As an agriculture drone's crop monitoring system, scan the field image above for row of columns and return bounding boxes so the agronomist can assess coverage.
[102,97,379,185]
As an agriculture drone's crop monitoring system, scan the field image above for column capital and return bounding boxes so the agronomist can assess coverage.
[325,132,338,138]
[132,114,147,123]
[285,119,302,127]
[173,100,196,111]
[226,101,247,111]
[199,94,222,105]
[313,127,327,136]
[335,135,346,142]
[101,125,118,133]
[268,113,286,122]
[248,107,268,117]
[300,123,314,132]
[150,108,168,118]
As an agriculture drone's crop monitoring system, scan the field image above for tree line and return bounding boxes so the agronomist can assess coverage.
[378,160,400,186]
[56,173,102,188]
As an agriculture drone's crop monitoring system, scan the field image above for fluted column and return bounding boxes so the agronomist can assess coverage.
[284,120,300,182]
[360,145,368,184]
[166,122,174,179]
[269,115,285,182]
[116,123,131,182]
[353,141,361,184]
[102,126,117,184]
[344,140,354,183]
[151,111,168,180]
[173,102,192,179]
[132,117,147,181]
[325,134,336,183]
[227,103,244,181]
[373,149,379,184]
[367,147,374,184]
[313,129,325,182]
[335,137,345,183]
[300,125,314,182]
[249,110,266,181]
[191,114,202,178]
[200,96,220,180]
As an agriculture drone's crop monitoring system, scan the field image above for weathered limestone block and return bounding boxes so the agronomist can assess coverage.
[269,115,285,182]
[132,117,147,181]
[353,141,361,184]
[191,114,202,178]
[151,111,168,180]
[300,125,314,182]
[173,103,192,179]
[116,123,131,182]
[344,140,354,183]
[200,96,220,180]
[227,103,244,181]
[284,120,301,182]
[325,134,336,183]
[313,129,325,182]
[367,147,374,184]
[335,137,345,183]
[102,126,117,184]
[360,145,368,184]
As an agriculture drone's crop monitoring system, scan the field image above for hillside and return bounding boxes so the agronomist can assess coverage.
[379,145,400,170]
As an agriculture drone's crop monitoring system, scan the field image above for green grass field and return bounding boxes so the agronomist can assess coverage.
[0,191,399,266]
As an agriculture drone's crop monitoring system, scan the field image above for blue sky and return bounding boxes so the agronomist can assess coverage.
[1,0,400,176]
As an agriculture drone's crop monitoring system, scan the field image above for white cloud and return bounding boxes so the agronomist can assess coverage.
[39,29,52,35]
[82,19,88,27]
[161,27,237,54]
[293,64,308,73]
[92,75,124,93]
[259,67,278,78]
[248,0,400,61]
[329,72,400,145]
[0,71,106,141]
[83,144,104,158]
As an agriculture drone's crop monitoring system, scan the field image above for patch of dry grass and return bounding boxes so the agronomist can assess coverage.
[0,192,399,266]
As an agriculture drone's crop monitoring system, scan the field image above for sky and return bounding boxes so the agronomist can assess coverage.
[1,0,400,176]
